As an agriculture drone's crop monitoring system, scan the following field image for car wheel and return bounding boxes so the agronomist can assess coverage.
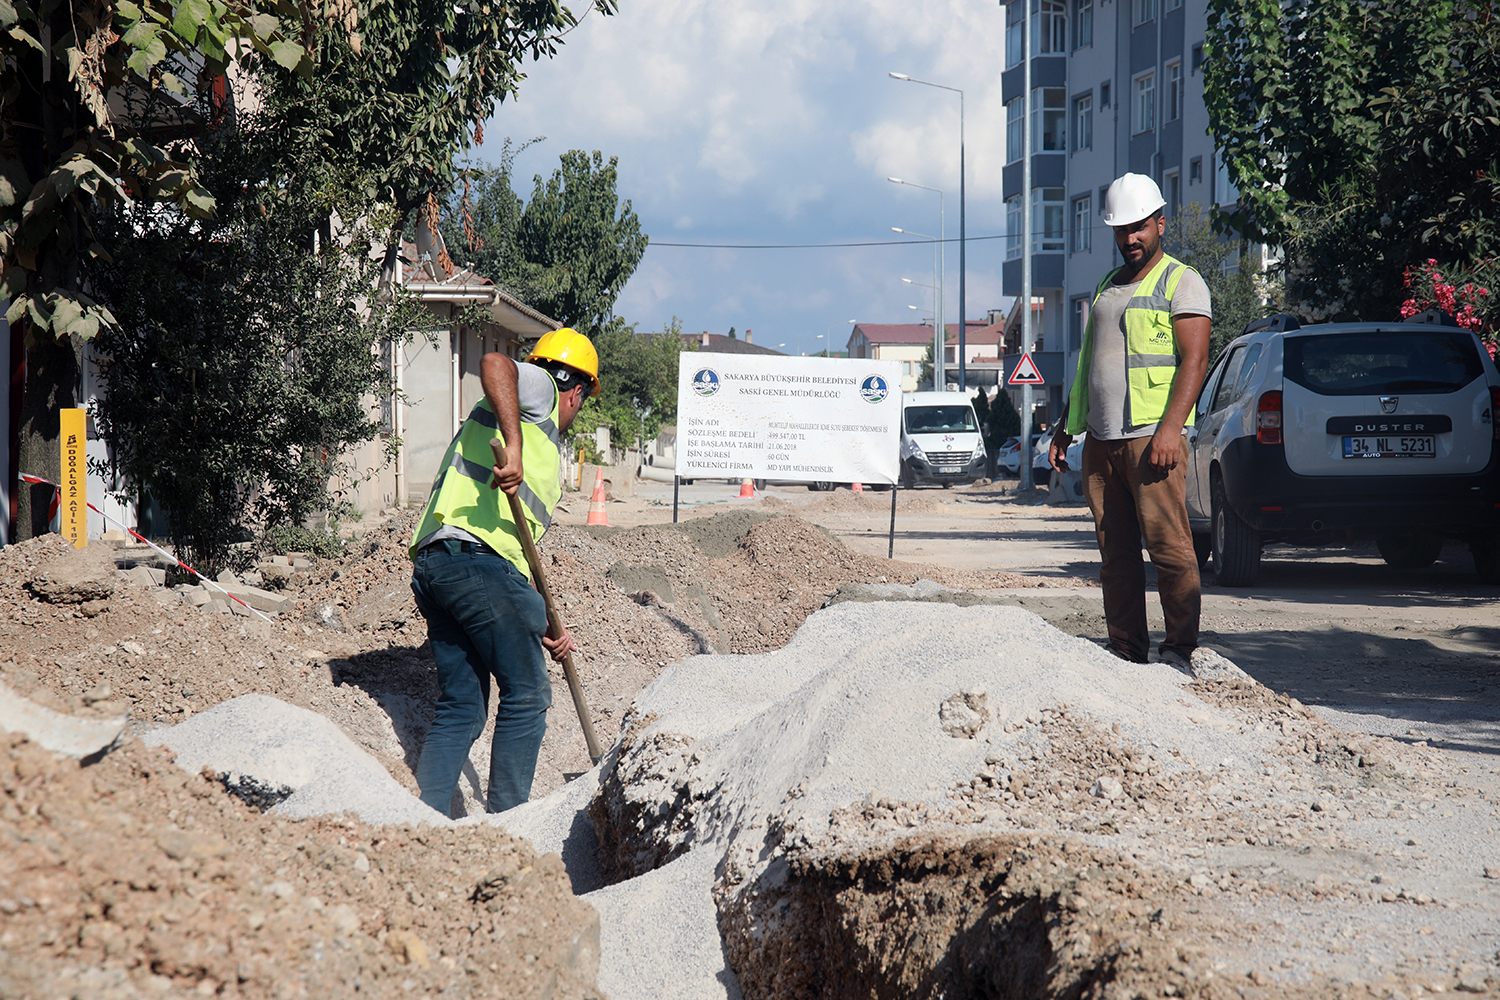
[1471,533,1500,584]
[807,481,834,492]
[753,479,766,491]
[1192,532,1211,570]
[1211,476,1261,586]
[900,463,916,490]
[1376,532,1444,570]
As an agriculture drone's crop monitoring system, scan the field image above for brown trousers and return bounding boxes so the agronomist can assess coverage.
[1080,434,1201,662]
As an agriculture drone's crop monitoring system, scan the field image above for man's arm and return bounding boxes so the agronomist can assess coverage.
[481,353,525,495]
[1146,314,1211,472]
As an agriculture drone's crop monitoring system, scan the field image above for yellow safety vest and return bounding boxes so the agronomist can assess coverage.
[408,383,562,578]
[1065,253,1198,435]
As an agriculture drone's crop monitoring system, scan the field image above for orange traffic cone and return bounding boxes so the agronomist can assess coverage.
[738,477,756,499]
[586,469,609,525]
[851,481,864,494]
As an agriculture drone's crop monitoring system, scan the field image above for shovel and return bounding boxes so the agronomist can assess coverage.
[491,438,604,765]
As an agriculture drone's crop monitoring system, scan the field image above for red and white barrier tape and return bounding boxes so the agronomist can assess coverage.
[20,473,274,623]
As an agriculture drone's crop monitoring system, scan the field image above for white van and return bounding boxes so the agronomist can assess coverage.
[900,391,988,488]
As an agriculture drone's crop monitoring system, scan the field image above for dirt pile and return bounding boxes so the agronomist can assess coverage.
[0,505,1062,999]
[0,732,598,1000]
[576,601,1500,1000]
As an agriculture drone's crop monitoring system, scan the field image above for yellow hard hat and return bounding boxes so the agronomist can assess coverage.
[527,327,601,396]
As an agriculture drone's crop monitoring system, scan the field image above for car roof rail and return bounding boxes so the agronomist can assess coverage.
[1240,313,1301,335]
[1401,309,1460,327]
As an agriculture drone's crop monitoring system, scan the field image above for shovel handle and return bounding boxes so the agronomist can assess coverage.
[490,438,603,764]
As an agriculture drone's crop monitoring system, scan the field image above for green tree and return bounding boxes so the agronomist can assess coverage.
[1164,203,1278,358]
[88,111,423,573]
[2,0,314,537]
[1205,0,1498,327]
[441,147,647,335]
[3,0,612,540]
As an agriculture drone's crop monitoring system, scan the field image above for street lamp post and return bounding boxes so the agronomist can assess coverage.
[891,72,966,390]
[888,179,944,389]
[893,225,942,387]
[817,319,856,358]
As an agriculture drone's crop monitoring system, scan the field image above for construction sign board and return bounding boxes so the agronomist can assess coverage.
[1007,352,1045,386]
[676,353,902,485]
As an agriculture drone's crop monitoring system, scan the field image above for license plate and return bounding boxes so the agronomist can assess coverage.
[1342,435,1435,458]
[939,466,961,473]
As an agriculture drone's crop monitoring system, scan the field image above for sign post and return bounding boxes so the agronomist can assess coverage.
[60,408,86,548]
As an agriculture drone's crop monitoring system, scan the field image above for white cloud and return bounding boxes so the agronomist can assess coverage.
[484,0,1012,355]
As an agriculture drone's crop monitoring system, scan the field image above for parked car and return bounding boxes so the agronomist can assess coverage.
[998,433,1055,480]
[900,391,988,488]
[1185,311,1500,585]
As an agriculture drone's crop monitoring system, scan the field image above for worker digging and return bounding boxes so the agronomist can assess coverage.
[407,327,601,816]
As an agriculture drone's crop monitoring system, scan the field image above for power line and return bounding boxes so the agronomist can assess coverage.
[649,234,1007,249]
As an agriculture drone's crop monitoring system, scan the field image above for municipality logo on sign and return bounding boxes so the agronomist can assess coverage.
[860,375,889,403]
[692,368,721,396]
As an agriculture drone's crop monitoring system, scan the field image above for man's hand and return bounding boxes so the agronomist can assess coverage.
[1048,431,1074,472]
[541,625,577,663]
[489,439,524,495]
[1145,427,1182,473]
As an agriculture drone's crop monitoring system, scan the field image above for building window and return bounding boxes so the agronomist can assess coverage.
[1033,88,1066,152]
[1165,61,1182,122]
[1073,93,1093,152]
[1133,72,1156,134]
[1034,187,1065,252]
[1006,97,1024,163]
[1072,195,1092,253]
[1035,0,1067,56]
[1098,185,1109,212]
[1073,0,1093,48]
[1070,297,1088,351]
[1189,156,1203,183]
[1006,195,1022,261]
[1133,0,1156,27]
[1166,0,1182,9]
[1214,153,1240,206]
[1100,80,1111,107]
[1005,2,1024,69]
[1164,170,1181,216]
[1191,43,1203,72]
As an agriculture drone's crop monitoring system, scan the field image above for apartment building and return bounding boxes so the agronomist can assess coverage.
[1000,0,1239,423]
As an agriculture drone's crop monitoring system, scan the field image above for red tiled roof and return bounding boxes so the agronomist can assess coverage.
[850,323,937,345]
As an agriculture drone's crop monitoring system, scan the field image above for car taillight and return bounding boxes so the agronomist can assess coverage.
[1491,387,1499,441]
[1257,391,1283,445]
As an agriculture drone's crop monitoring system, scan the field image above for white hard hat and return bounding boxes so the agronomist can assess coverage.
[1103,173,1166,226]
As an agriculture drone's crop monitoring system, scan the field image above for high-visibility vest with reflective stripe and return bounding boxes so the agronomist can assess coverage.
[1065,253,1198,436]
[408,384,562,577]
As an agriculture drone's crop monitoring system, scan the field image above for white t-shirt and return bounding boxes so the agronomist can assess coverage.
[1085,265,1211,440]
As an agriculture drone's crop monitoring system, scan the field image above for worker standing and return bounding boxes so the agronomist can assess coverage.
[408,328,599,816]
[1047,174,1211,667]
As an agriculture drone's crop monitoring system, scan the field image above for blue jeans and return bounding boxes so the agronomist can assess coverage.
[410,540,552,815]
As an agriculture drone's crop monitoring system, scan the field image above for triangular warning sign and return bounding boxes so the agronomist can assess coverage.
[1007,352,1045,386]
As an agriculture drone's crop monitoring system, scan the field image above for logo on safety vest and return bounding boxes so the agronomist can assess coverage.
[860,375,889,403]
[692,368,721,396]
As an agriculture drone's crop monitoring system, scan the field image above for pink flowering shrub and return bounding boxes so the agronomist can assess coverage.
[1400,259,1496,360]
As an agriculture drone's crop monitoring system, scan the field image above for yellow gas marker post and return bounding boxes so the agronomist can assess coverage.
[60,408,86,548]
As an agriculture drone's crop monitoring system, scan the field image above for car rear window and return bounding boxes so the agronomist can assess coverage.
[1283,331,1485,395]
[905,405,977,433]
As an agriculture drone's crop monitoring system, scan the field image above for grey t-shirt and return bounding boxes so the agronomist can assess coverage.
[418,362,558,550]
[1085,265,1211,440]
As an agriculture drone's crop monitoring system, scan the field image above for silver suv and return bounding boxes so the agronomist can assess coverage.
[1186,311,1500,585]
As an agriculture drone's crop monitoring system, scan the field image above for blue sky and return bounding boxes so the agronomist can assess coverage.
[478,0,1011,357]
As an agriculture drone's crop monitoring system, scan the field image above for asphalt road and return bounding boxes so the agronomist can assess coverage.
[592,476,1500,761]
